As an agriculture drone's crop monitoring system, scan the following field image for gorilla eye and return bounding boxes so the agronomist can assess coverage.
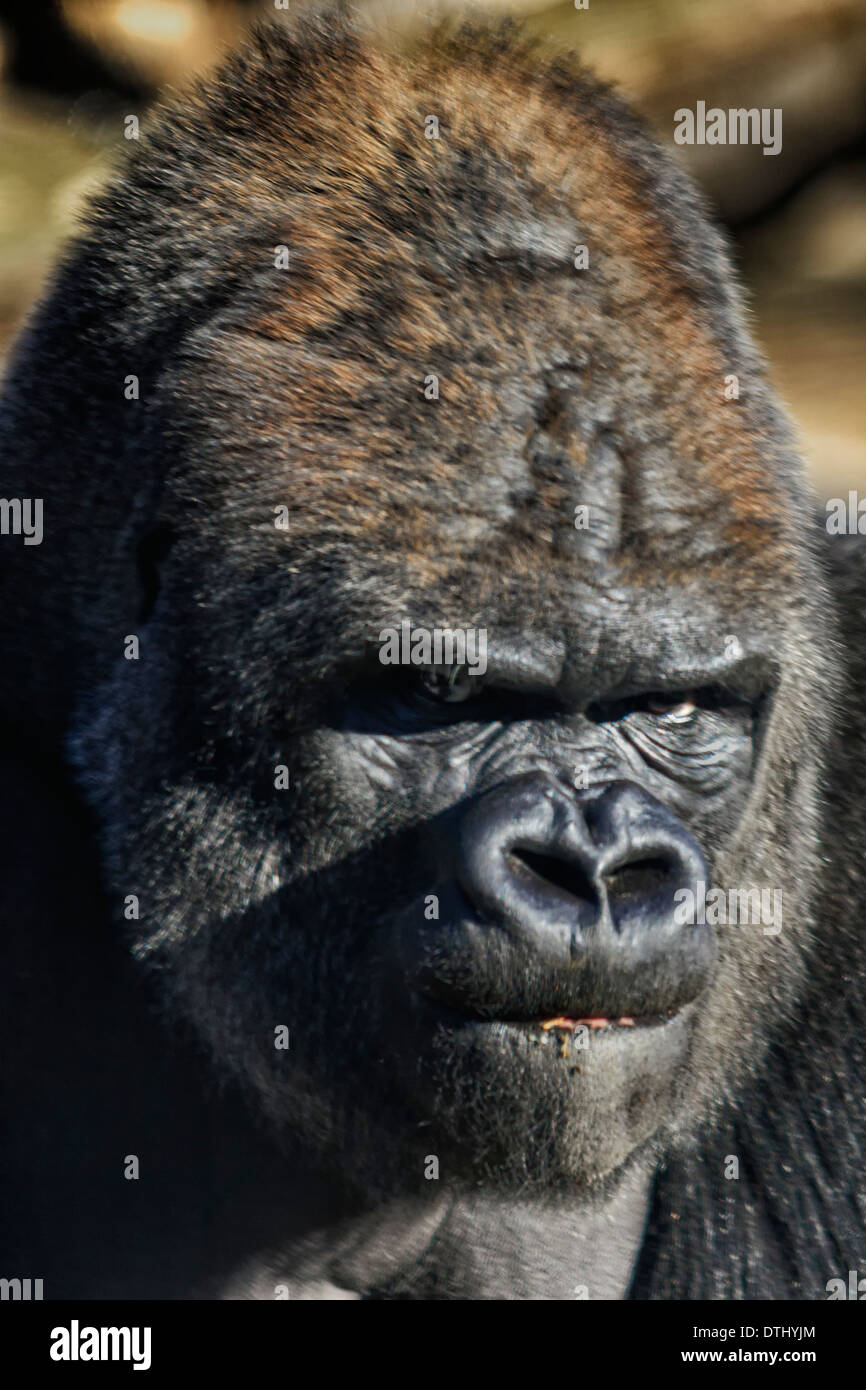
[417,665,478,704]
[647,695,698,724]
[586,689,733,727]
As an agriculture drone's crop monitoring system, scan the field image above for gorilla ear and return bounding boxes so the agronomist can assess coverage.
[135,522,176,624]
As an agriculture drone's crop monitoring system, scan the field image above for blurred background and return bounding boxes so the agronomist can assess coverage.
[0,0,863,496]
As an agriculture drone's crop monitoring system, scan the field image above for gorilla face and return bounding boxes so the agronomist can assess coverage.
[74,457,825,1197]
[67,22,832,1201]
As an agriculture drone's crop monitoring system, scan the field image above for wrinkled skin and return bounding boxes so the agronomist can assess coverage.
[1,13,863,1299]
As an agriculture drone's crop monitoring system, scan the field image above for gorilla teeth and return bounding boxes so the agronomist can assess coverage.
[539,1016,636,1032]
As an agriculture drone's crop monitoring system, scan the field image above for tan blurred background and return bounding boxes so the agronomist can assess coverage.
[0,0,864,495]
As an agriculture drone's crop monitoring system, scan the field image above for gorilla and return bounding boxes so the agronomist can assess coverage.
[1,11,865,1301]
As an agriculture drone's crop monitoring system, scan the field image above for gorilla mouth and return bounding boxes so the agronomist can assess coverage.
[395,772,715,1060]
[536,1014,673,1032]
[541,1015,635,1031]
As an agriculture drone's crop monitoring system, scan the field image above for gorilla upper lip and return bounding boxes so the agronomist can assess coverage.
[407,940,699,1030]
[399,877,714,1027]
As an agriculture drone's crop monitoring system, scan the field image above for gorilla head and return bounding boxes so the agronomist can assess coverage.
[1,15,837,1244]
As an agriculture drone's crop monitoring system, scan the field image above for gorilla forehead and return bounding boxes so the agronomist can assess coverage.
[147,24,803,588]
[178,319,797,646]
[181,272,791,590]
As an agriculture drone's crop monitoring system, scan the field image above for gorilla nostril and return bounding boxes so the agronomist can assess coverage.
[604,855,677,903]
[510,846,597,905]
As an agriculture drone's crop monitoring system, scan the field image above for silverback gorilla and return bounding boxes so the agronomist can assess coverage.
[1,11,865,1301]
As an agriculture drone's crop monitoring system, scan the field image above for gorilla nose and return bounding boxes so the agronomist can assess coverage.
[451,773,714,1007]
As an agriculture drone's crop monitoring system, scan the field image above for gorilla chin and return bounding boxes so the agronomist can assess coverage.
[376,993,700,1189]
